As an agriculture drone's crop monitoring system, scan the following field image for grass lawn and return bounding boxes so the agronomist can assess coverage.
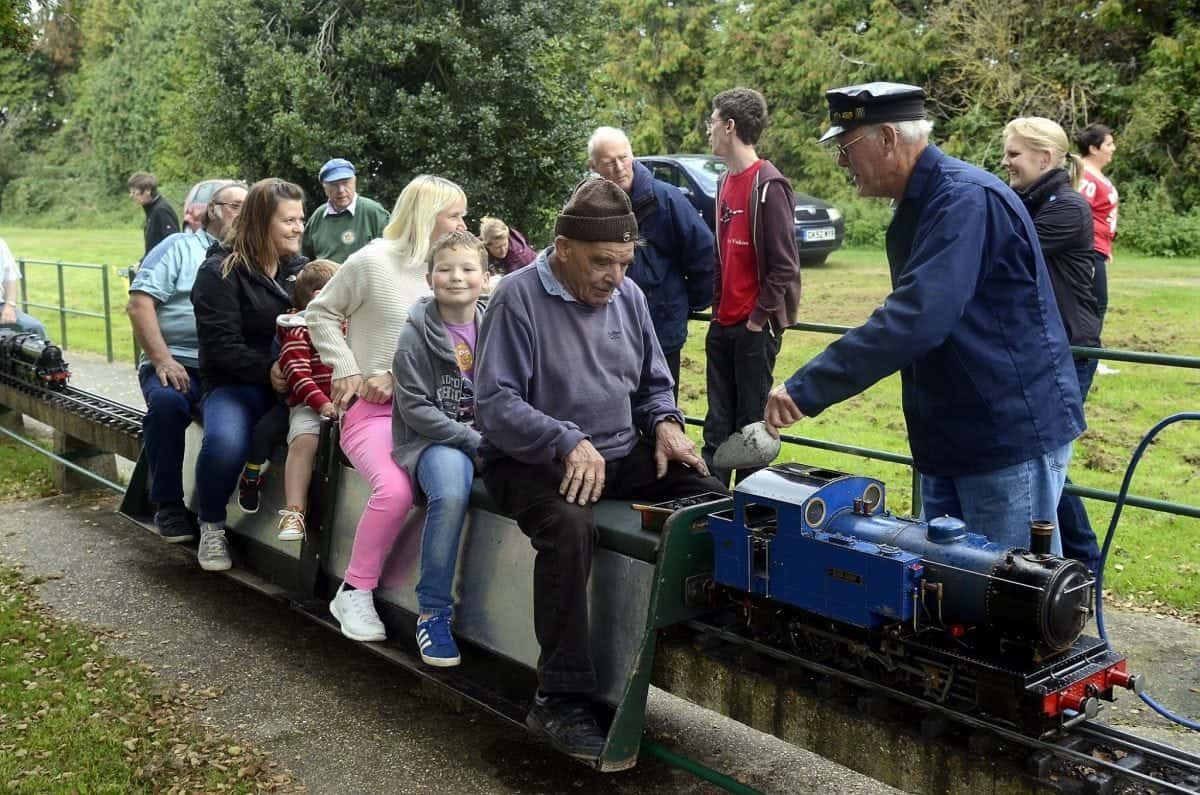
[1,226,1198,612]
[0,565,298,792]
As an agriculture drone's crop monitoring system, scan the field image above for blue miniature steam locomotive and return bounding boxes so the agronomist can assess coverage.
[707,464,1142,731]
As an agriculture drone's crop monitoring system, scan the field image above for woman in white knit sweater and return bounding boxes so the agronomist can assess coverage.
[307,175,468,641]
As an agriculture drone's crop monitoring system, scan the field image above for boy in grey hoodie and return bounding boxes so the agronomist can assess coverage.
[391,230,488,667]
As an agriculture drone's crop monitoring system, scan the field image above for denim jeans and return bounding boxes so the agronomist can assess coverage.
[193,383,276,523]
[921,441,1073,555]
[414,444,474,618]
[1057,357,1101,571]
[138,363,203,504]
[5,309,47,339]
[702,321,781,485]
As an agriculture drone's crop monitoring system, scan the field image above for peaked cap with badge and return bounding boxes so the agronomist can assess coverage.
[819,82,927,143]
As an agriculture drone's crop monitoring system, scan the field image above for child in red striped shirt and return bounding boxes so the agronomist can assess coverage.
[275,259,340,541]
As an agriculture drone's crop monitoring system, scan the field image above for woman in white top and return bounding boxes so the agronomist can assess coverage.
[306,175,468,641]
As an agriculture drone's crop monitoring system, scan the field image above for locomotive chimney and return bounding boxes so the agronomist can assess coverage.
[1029,520,1054,556]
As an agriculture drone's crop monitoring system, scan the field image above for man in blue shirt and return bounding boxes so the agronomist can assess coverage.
[765,83,1084,554]
[126,181,247,541]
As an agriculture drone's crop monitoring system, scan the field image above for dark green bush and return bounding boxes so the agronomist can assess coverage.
[1116,185,1200,258]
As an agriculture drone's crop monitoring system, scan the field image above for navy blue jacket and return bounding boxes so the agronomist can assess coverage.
[627,161,714,354]
[784,146,1083,477]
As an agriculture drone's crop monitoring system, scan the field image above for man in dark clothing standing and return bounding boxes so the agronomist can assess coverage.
[765,82,1084,556]
[475,178,725,761]
[702,87,801,485]
[128,172,180,258]
[587,126,714,397]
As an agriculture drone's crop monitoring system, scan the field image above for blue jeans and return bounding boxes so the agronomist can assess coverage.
[139,363,203,504]
[1057,357,1101,571]
[414,444,474,618]
[921,441,1073,555]
[193,383,276,523]
[3,309,47,339]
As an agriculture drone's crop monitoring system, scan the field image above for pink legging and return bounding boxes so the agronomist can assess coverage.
[339,397,415,590]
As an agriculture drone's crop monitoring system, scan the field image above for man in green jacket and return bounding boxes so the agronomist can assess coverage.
[301,158,391,264]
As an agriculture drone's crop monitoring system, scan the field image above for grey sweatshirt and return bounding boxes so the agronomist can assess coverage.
[475,248,682,465]
[390,296,484,482]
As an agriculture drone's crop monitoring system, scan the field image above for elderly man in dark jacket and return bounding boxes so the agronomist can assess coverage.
[588,127,714,396]
[766,82,1084,556]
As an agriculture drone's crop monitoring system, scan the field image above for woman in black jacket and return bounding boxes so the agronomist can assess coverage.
[1001,116,1101,574]
[190,178,308,571]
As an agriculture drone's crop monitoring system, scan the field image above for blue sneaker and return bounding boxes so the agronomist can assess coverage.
[416,615,460,667]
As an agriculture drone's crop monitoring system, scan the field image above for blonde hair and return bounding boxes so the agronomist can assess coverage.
[381,175,467,268]
[479,216,508,244]
[1004,117,1085,189]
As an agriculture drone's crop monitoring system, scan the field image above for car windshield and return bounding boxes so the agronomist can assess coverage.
[676,157,727,196]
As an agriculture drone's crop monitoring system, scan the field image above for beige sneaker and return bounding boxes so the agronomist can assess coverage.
[276,507,305,541]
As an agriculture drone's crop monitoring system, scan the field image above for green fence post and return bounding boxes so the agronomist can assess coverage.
[56,260,67,348]
[18,259,28,308]
[101,264,113,362]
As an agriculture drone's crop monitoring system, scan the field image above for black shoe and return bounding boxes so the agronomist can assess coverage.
[237,473,263,514]
[154,503,196,544]
[525,694,606,761]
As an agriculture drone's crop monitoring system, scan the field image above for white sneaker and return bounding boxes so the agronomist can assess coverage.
[1096,362,1120,375]
[198,525,232,572]
[330,584,386,641]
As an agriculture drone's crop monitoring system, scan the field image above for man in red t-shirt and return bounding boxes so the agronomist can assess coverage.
[702,87,801,484]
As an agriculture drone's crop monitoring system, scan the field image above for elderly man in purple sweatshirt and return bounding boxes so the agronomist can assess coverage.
[476,178,726,760]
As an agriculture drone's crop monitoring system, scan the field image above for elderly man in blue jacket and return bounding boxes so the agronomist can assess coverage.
[588,127,714,396]
[766,83,1084,555]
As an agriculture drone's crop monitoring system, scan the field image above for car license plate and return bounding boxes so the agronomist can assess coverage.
[803,227,836,242]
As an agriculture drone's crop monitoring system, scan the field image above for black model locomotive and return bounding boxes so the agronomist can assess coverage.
[0,328,70,389]
[707,464,1142,733]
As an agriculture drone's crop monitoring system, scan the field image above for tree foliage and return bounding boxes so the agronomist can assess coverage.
[3,0,1200,253]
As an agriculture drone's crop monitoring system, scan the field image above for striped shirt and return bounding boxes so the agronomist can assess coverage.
[277,312,334,412]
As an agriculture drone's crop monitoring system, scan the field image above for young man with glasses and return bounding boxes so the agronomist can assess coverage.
[126,181,248,543]
[702,87,801,485]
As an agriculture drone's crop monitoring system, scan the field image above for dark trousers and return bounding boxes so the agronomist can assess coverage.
[139,364,203,504]
[664,347,681,404]
[482,437,725,695]
[1058,356,1101,572]
[1092,251,1109,330]
[702,321,781,485]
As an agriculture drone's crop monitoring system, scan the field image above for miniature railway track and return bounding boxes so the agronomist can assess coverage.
[686,619,1200,794]
[0,373,144,437]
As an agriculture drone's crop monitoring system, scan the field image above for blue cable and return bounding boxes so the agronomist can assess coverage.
[1093,411,1200,731]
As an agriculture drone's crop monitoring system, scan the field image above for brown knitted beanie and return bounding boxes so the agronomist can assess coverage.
[554,177,638,243]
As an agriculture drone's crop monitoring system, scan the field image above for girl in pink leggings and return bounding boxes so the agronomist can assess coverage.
[305,175,469,641]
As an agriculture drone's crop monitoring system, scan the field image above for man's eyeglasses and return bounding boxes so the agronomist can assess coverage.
[706,116,730,133]
[213,201,244,211]
[832,132,869,161]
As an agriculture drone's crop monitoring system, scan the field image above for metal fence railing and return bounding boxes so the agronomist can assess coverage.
[684,315,1200,520]
[17,258,116,362]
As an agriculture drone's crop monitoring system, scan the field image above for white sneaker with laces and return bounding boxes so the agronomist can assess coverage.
[330,583,386,641]
[198,524,232,572]
[1096,362,1120,375]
